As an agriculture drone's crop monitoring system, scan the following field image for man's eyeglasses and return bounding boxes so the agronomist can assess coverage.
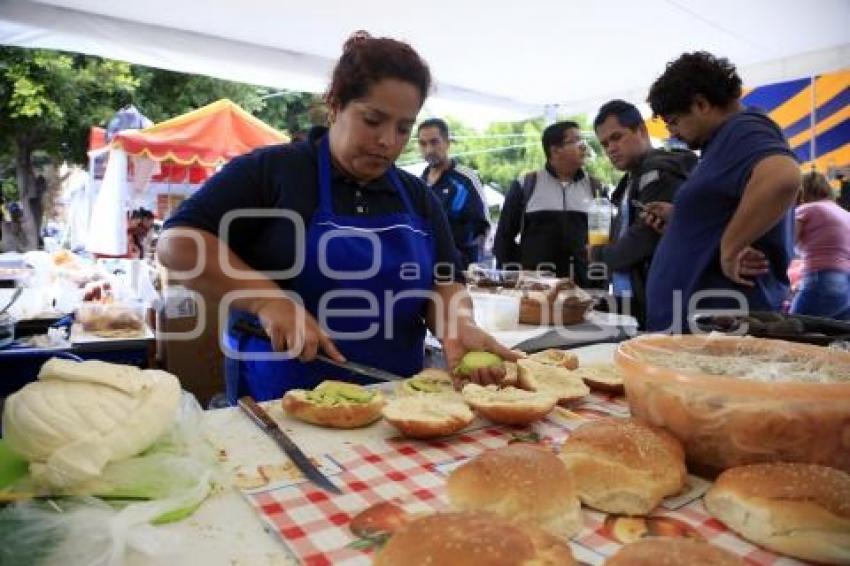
[559,138,588,150]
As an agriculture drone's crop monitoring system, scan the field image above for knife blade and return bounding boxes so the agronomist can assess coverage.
[232,319,404,381]
[315,354,405,382]
[237,396,342,494]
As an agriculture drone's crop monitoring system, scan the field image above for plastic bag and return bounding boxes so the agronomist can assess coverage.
[86,149,129,256]
[0,392,220,566]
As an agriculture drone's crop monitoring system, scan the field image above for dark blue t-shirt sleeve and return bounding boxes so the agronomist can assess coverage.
[164,153,266,236]
[728,114,798,198]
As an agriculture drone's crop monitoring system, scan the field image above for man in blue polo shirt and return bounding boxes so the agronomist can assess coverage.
[643,52,801,332]
[418,118,490,268]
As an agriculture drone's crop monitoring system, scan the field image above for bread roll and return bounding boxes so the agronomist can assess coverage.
[559,418,687,515]
[281,380,384,429]
[704,462,850,564]
[569,363,624,394]
[605,538,745,566]
[527,348,580,370]
[447,443,582,539]
[374,510,575,566]
[503,360,519,386]
[395,368,461,400]
[382,397,474,439]
[462,384,557,425]
[517,359,590,403]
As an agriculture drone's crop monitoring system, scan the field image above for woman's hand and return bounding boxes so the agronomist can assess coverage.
[442,319,523,390]
[641,202,674,234]
[720,245,770,287]
[254,297,345,362]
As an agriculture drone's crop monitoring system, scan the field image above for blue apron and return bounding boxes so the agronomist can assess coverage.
[224,137,436,402]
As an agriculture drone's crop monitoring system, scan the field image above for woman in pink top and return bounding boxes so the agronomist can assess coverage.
[790,172,850,320]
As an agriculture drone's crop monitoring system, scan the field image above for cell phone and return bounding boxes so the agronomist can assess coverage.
[631,200,648,212]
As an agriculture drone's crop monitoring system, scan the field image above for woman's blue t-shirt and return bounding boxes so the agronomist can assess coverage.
[646,110,797,332]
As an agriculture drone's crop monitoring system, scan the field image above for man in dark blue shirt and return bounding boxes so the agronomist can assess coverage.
[643,52,801,332]
[417,118,490,268]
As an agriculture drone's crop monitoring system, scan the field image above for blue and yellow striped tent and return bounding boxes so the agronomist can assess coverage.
[647,69,850,172]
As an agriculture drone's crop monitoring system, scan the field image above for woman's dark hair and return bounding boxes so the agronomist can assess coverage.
[325,31,431,110]
[648,51,742,117]
[542,120,580,160]
[801,171,834,203]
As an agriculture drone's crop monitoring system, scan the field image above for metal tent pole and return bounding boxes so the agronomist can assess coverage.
[809,75,817,171]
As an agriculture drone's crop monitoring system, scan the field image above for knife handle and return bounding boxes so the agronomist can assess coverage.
[238,396,278,430]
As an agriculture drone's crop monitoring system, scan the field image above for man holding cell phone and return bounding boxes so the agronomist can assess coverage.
[590,100,697,328]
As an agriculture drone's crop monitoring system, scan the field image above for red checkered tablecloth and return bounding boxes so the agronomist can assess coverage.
[241,394,811,566]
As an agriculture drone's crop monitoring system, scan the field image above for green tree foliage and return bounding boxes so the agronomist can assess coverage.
[0,48,320,201]
[131,69,322,134]
[132,68,322,135]
[132,67,264,123]
[0,47,138,246]
[253,90,327,135]
[0,46,137,165]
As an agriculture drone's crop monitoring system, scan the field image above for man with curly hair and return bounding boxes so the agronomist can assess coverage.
[642,52,800,332]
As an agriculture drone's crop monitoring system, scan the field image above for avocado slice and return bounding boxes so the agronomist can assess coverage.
[454,351,503,376]
[306,390,337,405]
[311,381,375,404]
[408,378,442,393]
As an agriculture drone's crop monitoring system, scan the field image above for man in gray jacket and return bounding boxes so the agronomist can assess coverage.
[590,100,697,327]
[494,121,603,285]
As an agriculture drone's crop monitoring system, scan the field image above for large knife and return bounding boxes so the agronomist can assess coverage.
[232,319,405,382]
[314,354,405,382]
[237,396,342,494]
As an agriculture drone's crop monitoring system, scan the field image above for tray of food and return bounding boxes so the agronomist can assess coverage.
[467,270,594,326]
[695,311,850,346]
[74,301,146,338]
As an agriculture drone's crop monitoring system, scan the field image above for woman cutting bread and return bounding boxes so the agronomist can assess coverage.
[157,32,517,403]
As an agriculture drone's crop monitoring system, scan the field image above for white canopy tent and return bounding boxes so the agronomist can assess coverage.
[1,0,849,125]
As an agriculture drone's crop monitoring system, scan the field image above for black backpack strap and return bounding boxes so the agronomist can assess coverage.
[518,171,537,237]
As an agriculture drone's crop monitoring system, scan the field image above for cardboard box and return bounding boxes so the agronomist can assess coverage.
[157,285,223,407]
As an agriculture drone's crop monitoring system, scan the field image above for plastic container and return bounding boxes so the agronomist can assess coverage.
[76,301,145,335]
[588,197,613,246]
[470,292,520,330]
[615,334,850,474]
